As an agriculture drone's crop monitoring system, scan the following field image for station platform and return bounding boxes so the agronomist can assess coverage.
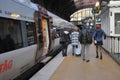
[30,44,120,80]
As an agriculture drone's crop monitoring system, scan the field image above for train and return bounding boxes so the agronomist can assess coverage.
[0,0,75,80]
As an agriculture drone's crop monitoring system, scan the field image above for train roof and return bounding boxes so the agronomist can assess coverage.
[19,0,75,29]
[47,11,75,29]
[0,0,75,29]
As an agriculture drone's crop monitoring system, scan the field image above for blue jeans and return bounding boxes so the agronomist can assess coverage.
[72,45,78,55]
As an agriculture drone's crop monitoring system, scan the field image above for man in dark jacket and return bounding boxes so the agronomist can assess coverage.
[79,26,93,62]
[60,30,70,57]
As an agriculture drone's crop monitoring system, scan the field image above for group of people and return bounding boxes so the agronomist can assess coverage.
[60,23,106,62]
[0,34,15,53]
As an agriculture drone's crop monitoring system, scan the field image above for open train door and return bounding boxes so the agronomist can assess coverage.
[34,8,51,62]
[41,18,50,55]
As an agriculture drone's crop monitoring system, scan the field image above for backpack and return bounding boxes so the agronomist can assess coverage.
[79,29,87,44]
[65,33,71,44]
[60,33,66,44]
[86,29,93,44]
[79,29,93,44]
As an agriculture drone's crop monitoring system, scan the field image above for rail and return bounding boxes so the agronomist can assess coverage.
[103,35,120,64]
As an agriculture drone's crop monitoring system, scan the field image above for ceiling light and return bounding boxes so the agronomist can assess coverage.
[11,13,20,18]
[95,1,100,7]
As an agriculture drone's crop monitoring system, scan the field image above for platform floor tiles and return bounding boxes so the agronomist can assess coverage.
[50,44,120,80]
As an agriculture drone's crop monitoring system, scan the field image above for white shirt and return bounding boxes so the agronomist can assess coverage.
[71,31,79,45]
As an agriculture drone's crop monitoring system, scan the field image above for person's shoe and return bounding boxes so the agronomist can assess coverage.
[96,52,98,58]
[86,60,90,62]
[100,52,102,59]
[100,56,102,60]
[83,59,85,61]
[96,55,99,58]
[72,53,74,56]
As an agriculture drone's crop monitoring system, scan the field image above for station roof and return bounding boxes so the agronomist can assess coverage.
[31,0,110,21]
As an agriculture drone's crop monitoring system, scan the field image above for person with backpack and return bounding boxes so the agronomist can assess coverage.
[70,27,79,56]
[60,30,70,57]
[79,26,93,62]
[93,23,106,59]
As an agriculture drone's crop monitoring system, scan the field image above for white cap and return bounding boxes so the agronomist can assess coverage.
[96,21,101,25]
[64,31,69,34]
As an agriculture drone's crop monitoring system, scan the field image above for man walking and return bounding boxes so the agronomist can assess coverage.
[79,26,93,62]
[60,30,70,57]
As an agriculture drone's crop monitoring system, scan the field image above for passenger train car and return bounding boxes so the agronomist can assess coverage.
[0,0,75,80]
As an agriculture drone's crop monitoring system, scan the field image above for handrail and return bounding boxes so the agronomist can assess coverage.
[103,35,120,64]
[106,35,120,38]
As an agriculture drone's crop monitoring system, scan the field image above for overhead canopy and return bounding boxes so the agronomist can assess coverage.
[31,0,110,21]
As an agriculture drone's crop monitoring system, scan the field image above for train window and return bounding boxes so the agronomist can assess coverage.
[115,13,120,34]
[0,17,23,53]
[37,20,43,43]
[25,22,36,45]
[0,17,37,54]
[53,31,59,38]
[52,26,60,38]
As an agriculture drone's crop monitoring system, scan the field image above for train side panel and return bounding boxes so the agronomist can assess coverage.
[0,45,37,80]
[0,0,75,80]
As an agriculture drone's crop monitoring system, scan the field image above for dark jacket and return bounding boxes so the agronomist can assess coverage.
[60,32,70,45]
[79,29,93,44]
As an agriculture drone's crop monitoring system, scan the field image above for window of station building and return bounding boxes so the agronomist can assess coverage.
[70,8,93,25]
[115,13,120,34]
[25,22,36,45]
[0,17,23,53]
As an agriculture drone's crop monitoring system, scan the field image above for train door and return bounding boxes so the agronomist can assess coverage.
[34,11,51,62]
[42,18,50,56]
[34,11,44,62]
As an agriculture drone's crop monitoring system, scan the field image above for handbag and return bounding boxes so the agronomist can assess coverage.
[94,40,97,45]
[75,47,81,55]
